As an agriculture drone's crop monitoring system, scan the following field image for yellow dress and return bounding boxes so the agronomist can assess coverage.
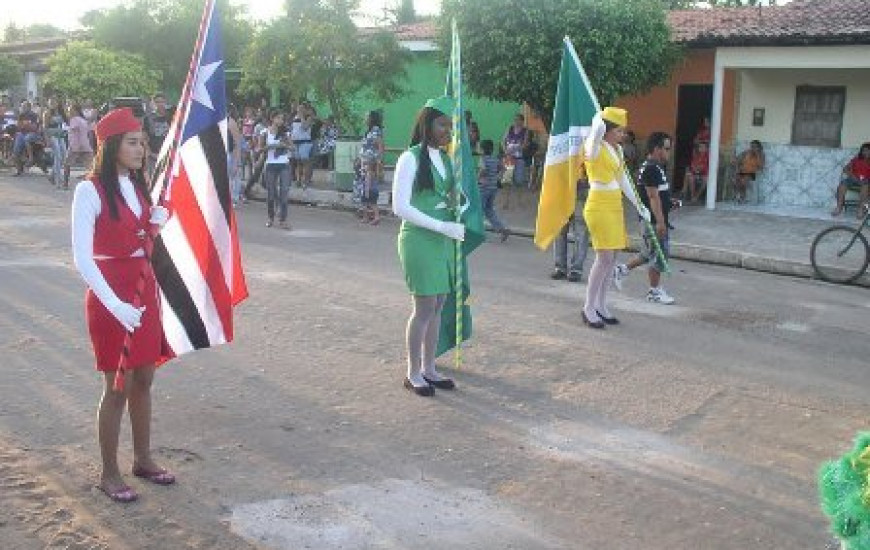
[583,144,628,250]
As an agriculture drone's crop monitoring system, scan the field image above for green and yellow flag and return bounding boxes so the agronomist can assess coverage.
[437,20,485,362]
[534,37,600,250]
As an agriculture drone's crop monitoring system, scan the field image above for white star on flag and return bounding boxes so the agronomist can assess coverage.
[192,60,222,111]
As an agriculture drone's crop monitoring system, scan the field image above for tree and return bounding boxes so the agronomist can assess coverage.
[3,24,25,43]
[42,41,161,105]
[2,23,66,43]
[393,0,417,24]
[441,0,681,125]
[82,0,253,96]
[0,55,23,91]
[22,24,66,40]
[240,0,410,131]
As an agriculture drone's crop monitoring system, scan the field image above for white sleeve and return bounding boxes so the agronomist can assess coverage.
[391,150,449,235]
[71,181,123,311]
[617,159,641,211]
[584,113,606,160]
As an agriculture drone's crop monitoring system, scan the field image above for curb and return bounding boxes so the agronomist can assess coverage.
[251,187,870,288]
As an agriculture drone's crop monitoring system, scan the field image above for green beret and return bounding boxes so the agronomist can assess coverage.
[424,96,455,116]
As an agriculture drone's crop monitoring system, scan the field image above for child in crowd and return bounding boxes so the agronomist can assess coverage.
[477,139,509,242]
[735,140,765,204]
[684,141,709,203]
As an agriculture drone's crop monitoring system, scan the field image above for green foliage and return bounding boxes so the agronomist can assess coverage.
[3,23,25,43]
[240,0,410,131]
[0,55,23,91]
[82,0,253,97]
[441,0,681,124]
[395,0,417,24]
[42,41,161,105]
[3,23,66,43]
[21,24,66,40]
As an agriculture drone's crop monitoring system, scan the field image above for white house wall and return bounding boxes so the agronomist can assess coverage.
[736,68,870,148]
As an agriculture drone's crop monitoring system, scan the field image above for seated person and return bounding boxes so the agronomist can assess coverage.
[684,141,709,203]
[832,142,870,218]
[735,140,765,203]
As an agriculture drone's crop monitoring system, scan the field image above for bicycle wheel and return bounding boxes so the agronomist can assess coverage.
[810,225,870,284]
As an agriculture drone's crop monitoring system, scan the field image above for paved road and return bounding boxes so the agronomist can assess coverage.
[0,174,867,549]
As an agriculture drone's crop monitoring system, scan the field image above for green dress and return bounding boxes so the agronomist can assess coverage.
[397,145,456,296]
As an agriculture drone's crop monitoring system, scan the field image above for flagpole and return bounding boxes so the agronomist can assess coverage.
[451,20,463,371]
[114,0,217,391]
[563,38,669,273]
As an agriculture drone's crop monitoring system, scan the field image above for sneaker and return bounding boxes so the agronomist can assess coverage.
[550,269,567,280]
[647,287,675,305]
[612,263,629,291]
[566,271,581,283]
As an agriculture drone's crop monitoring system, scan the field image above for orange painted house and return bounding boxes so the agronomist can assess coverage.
[615,48,737,187]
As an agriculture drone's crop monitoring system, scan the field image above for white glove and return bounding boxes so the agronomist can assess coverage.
[108,301,146,333]
[637,204,651,223]
[440,221,466,242]
[149,205,170,227]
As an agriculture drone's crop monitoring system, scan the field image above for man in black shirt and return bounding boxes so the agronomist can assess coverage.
[612,131,677,304]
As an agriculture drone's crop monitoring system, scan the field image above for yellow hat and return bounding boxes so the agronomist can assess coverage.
[601,106,627,127]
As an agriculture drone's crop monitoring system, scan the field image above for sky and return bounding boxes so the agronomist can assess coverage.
[0,0,442,30]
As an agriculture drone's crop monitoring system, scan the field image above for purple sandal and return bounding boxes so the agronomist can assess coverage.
[132,465,176,485]
[99,484,139,503]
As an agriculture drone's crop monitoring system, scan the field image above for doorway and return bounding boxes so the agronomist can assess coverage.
[674,84,712,194]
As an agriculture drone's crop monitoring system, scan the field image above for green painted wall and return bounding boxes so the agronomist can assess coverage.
[345,51,522,165]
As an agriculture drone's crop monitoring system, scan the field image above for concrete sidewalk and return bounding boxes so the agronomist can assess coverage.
[269,170,870,287]
[16,163,865,287]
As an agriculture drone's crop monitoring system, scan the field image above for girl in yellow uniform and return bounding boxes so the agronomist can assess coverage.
[582,107,650,328]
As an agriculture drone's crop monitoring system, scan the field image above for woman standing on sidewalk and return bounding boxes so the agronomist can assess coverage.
[360,110,384,225]
[261,110,292,229]
[64,102,94,190]
[581,107,650,328]
[71,108,174,503]
[43,97,68,188]
[392,97,465,396]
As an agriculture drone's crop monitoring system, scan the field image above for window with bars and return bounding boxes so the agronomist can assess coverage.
[791,85,845,148]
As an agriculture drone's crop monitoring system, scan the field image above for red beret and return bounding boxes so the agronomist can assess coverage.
[95,108,142,144]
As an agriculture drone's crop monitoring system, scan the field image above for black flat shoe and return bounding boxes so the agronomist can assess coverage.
[423,375,455,390]
[550,269,567,280]
[566,271,581,283]
[404,378,434,397]
[596,310,620,325]
[581,310,606,329]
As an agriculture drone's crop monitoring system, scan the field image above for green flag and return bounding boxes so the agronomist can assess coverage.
[437,20,485,359]
[534,37,599,250]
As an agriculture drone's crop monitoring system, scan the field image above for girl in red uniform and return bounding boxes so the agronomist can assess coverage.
[71,108,174,503]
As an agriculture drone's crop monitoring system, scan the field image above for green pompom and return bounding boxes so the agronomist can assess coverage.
[819,433,870,550]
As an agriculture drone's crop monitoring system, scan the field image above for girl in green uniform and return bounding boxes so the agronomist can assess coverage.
[392,97,466,396]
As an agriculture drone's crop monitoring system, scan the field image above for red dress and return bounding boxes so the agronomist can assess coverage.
[86,180,163,371]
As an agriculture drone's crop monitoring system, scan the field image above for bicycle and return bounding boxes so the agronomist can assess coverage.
[810,204,870,284]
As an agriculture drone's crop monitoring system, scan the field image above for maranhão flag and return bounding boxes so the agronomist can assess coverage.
[534,37,599,250]
[437,19,485,361]
[149,0,248,362]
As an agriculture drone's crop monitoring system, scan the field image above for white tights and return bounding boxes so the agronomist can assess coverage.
[405,294,446,385]
[583,250,616,322]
